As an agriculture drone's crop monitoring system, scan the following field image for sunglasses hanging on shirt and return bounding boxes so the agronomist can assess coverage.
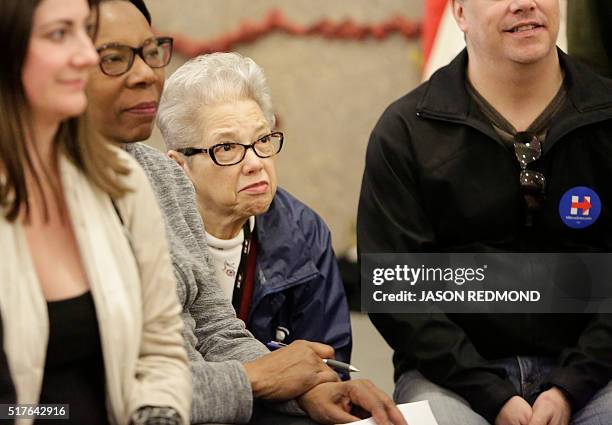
[513,131,546,225]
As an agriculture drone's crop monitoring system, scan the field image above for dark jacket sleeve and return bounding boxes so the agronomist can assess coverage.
[290,209,353,367]
[357,105,518,423]
[546,314,612,412]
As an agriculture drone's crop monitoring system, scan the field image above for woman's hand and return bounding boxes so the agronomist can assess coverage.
[243,340,340,401]
[298,379,408,425]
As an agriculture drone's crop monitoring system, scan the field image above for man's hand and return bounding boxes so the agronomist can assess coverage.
[527,388,571,425]
[495,396,533,425]
[297,379,408,425]
[243,340,339,400]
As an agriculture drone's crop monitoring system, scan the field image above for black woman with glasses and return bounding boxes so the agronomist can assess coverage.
[161,51,353,380]
[86,0,170,145]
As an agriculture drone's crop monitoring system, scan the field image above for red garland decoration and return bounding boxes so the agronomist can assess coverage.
[168,9,422,58]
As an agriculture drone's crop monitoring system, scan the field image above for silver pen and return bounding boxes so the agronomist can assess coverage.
[323,358,361,373]
[266,341,361,373]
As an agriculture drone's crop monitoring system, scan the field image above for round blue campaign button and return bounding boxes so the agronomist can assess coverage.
[559,186,601,229]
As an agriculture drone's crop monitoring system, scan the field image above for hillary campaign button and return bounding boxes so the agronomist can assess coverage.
[559,187,601,229]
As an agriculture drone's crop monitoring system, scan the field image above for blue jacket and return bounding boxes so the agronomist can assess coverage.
[247,188,352,364]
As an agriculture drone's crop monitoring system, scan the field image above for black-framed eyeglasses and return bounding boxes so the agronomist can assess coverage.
[96,37,173,76]
[177,132,284,166]
[513,132,546,216]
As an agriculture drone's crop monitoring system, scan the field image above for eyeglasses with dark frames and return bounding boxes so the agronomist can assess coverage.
[96,37,173,76]
[513,131,546,223]
[177,132,284,166]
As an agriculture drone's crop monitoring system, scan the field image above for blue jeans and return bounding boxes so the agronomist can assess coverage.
[394,357,612,425]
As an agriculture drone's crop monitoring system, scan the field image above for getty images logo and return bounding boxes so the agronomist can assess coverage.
[559,186,601,229]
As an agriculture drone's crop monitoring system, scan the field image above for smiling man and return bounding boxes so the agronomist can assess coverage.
[358,1,612,425]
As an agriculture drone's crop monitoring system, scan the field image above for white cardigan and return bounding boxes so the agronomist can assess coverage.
[0,149,191,425]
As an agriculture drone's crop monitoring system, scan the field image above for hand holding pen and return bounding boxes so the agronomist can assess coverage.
[243,340,340,400]
[250,341,405,424]
[267,341,361,374]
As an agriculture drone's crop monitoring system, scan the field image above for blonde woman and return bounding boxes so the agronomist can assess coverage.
[0,0,190,423]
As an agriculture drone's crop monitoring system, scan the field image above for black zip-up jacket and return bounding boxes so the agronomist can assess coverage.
[358,49,612,423]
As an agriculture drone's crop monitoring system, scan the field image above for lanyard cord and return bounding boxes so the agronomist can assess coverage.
[231,221,252,312]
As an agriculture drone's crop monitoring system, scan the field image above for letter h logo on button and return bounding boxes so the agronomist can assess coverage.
[570,195,592,216]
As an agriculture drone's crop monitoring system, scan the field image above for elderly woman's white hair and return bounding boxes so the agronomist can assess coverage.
[157,52,276,151]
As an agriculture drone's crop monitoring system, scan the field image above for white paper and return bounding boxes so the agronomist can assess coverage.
[338,400,439,425]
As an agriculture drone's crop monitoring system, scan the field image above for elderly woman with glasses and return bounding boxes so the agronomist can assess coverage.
[160,52,352,367]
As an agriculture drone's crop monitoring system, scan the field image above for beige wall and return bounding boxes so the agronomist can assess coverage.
[145,0,424,252]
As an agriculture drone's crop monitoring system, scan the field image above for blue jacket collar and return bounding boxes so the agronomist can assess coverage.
[253,188,318,297]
